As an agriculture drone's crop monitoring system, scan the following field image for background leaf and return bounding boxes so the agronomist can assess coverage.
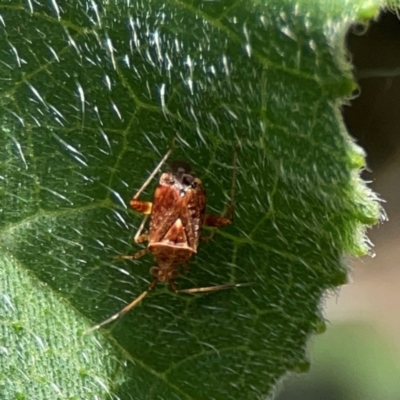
[0,0,383,399]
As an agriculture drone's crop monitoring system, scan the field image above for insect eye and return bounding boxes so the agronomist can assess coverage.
[182,174,195,186]
[191,178,201,188]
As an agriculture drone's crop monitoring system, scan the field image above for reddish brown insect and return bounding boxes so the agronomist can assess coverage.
[85,146,240,334]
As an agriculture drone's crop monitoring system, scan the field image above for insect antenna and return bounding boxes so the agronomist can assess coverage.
[133,141,174,199]
[84,278,158,334]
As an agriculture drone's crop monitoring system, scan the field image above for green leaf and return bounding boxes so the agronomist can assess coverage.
[0,1,384,399]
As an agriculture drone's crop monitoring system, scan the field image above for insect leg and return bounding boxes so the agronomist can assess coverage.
[183,261,190,270]
[84,278,158,334]
[135,233,149,244]
[202,145,238,241]
[169,280,178,292]
[116,248,149,261]
[134,214,149,243]
[203,214,232,227]
[219,142,238,221]
[201,214,232,242]
[175,282,251,294]
[131,200,152,214]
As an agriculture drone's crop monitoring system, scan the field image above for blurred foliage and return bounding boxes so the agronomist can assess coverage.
[277,322,400,400]
[0,0,384,399]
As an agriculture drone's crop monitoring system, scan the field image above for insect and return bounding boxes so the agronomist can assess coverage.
[85,145,240,334]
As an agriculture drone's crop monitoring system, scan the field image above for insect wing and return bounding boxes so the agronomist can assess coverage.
[179,185,206,250]
[148,178,206,251]
[148,183,181,243]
